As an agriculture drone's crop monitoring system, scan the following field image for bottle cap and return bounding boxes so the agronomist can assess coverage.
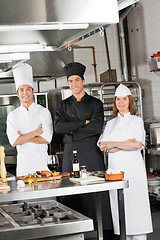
[81,165,86,170]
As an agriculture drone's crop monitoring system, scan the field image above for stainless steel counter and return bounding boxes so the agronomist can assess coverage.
[0,178,129,240]
[0,178,128,202]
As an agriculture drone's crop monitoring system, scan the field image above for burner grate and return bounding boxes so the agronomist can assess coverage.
[0,213,14,229]
[1,201,78,227]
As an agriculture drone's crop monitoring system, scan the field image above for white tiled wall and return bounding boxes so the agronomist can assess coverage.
[74,25,122,84]
[127,0,160,120]
[41,23,122,90]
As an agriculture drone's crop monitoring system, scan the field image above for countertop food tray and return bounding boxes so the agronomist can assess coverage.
[69,175,105,184]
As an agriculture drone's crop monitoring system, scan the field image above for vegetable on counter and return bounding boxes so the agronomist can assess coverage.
[41,171,60,177]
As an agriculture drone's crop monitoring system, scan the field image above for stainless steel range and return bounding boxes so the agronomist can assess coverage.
[0,200,93,240]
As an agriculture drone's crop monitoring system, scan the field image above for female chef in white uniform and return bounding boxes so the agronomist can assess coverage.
[97,84,153,240]
[7,63,53,176]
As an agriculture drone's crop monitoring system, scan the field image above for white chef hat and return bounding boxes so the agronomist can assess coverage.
[115,84,132,96]
[13,62,34,91]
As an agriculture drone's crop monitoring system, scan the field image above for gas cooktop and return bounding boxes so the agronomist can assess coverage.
[0,200,93,240]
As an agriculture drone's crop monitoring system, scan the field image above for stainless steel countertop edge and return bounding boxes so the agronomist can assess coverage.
[0,179,129,203]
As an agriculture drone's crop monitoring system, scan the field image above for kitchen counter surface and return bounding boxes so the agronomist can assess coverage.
[0,177,128,240]
[0,177,128,202]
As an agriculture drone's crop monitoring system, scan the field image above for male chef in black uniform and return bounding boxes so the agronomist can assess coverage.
[54,62,113,238]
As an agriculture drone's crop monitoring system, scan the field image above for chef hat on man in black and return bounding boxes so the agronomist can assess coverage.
[63,62,86,80]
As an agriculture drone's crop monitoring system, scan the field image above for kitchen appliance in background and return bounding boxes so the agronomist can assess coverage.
[0,93,48,172]
[144,119,160,199]
[149,122,160,145]
[145,117,160,148]
[145,118,160,174]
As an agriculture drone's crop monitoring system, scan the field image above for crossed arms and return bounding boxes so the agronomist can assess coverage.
[54,99,104,141]
[7,108,53,147]
[100,139,142,153]
[13,124,48,146]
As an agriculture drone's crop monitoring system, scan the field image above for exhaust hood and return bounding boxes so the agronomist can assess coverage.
[0,0,119,53]
[0,0,119,78]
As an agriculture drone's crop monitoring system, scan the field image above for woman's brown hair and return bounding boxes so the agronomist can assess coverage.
[113,95,137,116]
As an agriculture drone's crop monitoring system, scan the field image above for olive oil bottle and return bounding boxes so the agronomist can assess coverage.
[72,150,80,178]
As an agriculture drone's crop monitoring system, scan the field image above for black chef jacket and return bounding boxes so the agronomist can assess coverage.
[54,92,113,231]
[54,92,105,172]
[54,92,104,143]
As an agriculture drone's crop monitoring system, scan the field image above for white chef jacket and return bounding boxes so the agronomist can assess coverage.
[7,102,53,176]
[97,112,153,235]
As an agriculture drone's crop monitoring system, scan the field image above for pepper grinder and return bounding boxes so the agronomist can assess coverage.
[0,146,7,183]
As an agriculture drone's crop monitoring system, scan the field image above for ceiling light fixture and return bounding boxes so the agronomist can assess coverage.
[0,52,30,72]
[0,43,55,53]
[0,23,89,32]
[0,52,30,63]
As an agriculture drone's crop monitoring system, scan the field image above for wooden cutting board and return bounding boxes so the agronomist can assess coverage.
[16,172,70,183]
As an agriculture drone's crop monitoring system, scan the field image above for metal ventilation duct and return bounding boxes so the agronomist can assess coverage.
[0,49,74,81]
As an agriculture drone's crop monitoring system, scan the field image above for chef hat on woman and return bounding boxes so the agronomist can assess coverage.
[13,62,34,91]
[115,84,132,96]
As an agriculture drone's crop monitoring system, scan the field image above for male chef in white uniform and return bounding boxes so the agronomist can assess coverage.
[6,63,53,176]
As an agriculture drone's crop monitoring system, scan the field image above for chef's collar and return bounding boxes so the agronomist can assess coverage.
[21,102,35,111]
[118,112,130,118]
[70,92,88,102]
